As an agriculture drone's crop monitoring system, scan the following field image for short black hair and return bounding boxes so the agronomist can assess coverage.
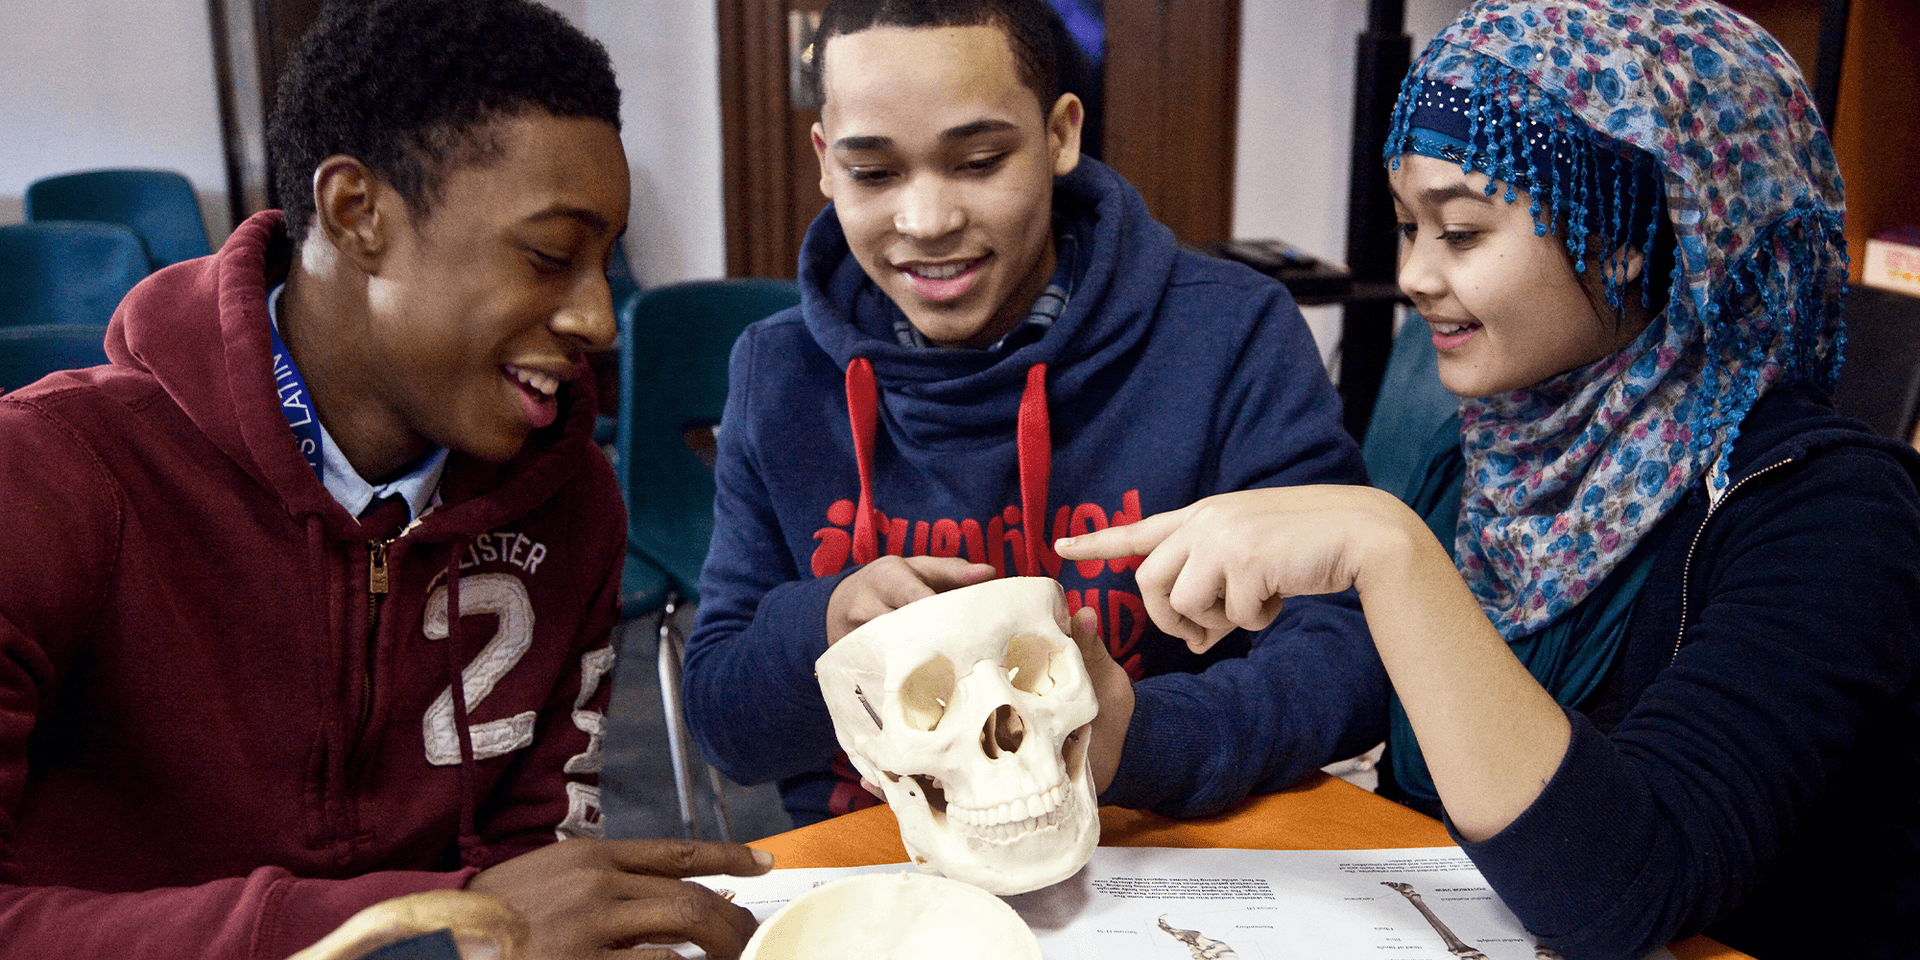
[267,0,622,243]
[805,0,1064,112]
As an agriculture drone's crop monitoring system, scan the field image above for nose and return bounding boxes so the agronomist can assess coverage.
[1396,234,1445,309]
[552,263,619,353]
[893,174,964,240]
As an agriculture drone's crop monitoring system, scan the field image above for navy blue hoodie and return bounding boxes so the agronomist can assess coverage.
[684,158,1383,825]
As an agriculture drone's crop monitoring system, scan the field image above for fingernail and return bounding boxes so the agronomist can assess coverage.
[1055,536,1075,549]
[751,848,775,868]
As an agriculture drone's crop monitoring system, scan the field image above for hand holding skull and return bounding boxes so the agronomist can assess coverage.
[825,555,998,644]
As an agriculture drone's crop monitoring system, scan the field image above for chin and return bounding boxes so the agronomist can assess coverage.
[1436,361,1511,400]
[450,429,530,464]
[902,315,994,348]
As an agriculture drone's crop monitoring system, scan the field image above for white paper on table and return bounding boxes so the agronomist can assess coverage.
[693,845,1678,960]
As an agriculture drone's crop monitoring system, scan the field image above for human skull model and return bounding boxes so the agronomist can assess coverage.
[816,577,1100,894]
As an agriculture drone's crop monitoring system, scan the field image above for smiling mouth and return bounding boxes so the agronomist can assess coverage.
[507,365,560,396]
[897,255,987,304]
[505,364,562,430]
[906,259,978,280]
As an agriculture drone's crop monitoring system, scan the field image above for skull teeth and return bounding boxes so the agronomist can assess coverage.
[948,782,1069,838]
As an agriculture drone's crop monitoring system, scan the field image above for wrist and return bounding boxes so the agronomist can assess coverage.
[1349,490,1447,600]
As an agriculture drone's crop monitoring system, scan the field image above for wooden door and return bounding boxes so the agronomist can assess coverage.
[719,0,1240,279]
[719,0,829,279]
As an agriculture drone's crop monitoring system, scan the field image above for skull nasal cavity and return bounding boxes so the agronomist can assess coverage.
[980,704,1026,758]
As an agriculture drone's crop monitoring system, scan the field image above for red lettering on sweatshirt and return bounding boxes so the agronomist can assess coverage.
[812,490,1142,577]
[810,490,1148,673]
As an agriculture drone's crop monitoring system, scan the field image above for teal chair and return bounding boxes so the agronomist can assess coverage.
[0,222,150,328]
[616,278,804,602]
[1361,316,1459,502]
[26,168,212,270]
[0,324,111,393]
[612,278,802,841]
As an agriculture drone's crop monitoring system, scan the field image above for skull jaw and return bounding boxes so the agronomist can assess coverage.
[883,743,1101,895]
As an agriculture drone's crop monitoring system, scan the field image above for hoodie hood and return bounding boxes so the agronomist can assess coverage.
[103,210,605,546]
[796,157,1177,447]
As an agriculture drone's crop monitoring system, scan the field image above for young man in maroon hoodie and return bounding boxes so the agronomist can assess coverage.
[0,2,768,958]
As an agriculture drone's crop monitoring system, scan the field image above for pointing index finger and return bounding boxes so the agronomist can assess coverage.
[1054,505,1192,561]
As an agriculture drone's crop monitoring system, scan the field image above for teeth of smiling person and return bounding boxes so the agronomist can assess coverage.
[1430,322,1474,336]
[510,366,559,396]
[908,260,971,280]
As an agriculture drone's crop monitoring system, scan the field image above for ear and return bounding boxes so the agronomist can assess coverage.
[812,122,836,201]
[1603,239,1647,286]
[1047,93,1085,177]
[311,155,391,273]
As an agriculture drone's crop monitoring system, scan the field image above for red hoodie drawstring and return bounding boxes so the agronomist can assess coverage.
[843,359,1052,575]
[439,548,485,868]
[1016,363,1051,577]
[846,358,882,565]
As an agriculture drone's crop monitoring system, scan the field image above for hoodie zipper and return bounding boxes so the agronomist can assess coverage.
[1671,456,1796,664]
[356,539,391,748]
[357,519,421,750]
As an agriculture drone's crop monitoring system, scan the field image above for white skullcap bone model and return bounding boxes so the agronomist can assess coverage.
[815,577,1100,894]
[741,872,1042,960]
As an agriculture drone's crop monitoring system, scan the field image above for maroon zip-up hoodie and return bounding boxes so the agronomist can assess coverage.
[0,212,624,958]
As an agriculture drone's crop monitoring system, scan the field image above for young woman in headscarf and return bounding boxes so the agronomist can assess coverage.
[1057,2,1920,957]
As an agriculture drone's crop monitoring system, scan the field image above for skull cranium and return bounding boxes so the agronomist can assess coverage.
[816,577,1100,894]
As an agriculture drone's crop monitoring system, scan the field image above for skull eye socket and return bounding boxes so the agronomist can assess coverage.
[899,657,956,731]
[1004,635,1057,695]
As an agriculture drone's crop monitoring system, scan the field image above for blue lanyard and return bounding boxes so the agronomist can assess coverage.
[268,318,324,479]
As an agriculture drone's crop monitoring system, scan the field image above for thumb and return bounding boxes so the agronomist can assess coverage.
[1054,505,1192,561]
[1068,605,1105,661]
[901,555,998,592]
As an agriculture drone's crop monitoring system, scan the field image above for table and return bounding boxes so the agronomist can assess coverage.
[750,771,1751,960]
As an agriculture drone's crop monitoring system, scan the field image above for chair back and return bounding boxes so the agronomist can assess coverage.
[0,222,150,328]
[26,168,212,269]
[0,323,112,393]
[1362,315,1460,502]
[616,278,802,599]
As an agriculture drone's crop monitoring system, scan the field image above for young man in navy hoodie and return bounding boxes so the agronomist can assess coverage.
[683,0,1386,829]
[0,2,769,958]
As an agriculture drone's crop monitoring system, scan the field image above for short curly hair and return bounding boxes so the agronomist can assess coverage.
[267,0,621,244]
[805,0,1063,112]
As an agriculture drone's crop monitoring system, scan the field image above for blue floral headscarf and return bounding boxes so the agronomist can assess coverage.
[1386,0,1847,641]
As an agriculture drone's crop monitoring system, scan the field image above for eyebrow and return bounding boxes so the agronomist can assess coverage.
[525,206,614,235]
[1391,181,1497,209]
[832,118,1021,153]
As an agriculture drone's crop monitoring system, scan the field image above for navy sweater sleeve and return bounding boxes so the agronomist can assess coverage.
[1101,271,1388,817]
[1459,442,1920,960]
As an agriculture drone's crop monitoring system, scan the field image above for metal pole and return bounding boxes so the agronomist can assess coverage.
[1339,0,1411,442]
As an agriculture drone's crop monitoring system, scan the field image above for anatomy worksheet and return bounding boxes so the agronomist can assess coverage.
[696,846,1680,960]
